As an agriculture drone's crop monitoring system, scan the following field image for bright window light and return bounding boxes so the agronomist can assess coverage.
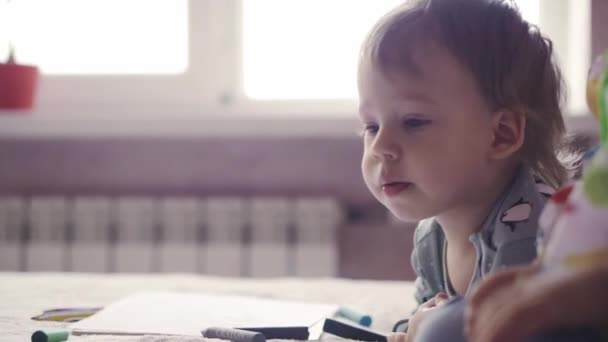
[518,0,540,26]
[242,0,540,100]
[0,0,188,75]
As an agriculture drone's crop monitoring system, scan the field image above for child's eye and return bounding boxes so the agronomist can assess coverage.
[361,124,379,136]
[403,118,431,130]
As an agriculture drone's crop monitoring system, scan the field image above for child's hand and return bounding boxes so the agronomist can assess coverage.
[464,262,608,342]
[398,292,448,342]
[387,332,408,342]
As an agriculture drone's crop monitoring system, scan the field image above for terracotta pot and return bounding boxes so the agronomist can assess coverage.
[0,63,39,110]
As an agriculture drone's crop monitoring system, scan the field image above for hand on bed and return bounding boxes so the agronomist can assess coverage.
[464,262,608,342]
[389,292,448,342]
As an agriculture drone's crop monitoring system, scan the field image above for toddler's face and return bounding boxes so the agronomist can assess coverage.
[358,43,496,222]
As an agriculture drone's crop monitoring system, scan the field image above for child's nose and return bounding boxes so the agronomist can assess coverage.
[371,129,401,161]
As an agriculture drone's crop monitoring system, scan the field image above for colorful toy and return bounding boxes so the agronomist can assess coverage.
[538,51,608,273]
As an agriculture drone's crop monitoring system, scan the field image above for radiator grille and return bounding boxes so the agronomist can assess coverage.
[0,196,343,277]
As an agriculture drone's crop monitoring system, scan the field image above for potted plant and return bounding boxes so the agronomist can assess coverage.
[0,0,39,110]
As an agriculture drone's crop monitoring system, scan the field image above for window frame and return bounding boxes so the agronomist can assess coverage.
[0,0,594,137]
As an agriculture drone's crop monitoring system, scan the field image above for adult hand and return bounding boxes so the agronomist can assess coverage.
[465,263,608,342]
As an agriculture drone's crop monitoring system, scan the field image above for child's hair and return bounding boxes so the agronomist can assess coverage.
[361,0,572,188]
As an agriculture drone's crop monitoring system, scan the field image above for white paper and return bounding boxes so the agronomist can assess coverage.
[71,291,338,337]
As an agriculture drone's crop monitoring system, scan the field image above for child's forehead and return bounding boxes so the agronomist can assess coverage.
[363,41,472,88]
[358,42,489,115]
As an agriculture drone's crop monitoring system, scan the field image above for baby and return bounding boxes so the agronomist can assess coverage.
[356,0,575,340]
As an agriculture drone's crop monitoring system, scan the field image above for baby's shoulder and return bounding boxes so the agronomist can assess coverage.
[488,173,553,245]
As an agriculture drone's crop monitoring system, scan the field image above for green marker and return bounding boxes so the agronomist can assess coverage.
[336,307,373,327]
[31,330,69,342]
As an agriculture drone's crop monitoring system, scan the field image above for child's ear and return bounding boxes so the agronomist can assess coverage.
[489,110,526,160]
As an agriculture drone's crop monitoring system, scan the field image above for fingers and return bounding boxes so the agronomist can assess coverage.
[407,308,436,342]
[434,292,449,307]
[406,292,451,341]
[419,294,445,310]
[387,332,408,342]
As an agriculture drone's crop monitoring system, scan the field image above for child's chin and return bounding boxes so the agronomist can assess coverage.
[390,209,429,223]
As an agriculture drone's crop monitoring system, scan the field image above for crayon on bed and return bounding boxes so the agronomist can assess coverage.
[31,330,69,342]
[336,306,373,327]
[202,327,266,342]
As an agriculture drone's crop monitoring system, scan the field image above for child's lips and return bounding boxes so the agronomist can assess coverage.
[381,182,411,196]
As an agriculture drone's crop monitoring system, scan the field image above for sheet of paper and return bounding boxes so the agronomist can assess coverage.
[70,291,338,336]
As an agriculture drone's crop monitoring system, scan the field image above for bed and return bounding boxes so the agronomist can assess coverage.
[0,272,416,342]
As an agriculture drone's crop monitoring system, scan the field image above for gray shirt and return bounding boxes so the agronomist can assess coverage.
[411,166,552,305]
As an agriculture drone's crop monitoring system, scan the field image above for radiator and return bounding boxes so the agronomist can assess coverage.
[0,196,343,277]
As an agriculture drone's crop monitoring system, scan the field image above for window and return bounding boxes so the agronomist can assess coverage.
[242,0,540,101]
[0,0,592,136]
[242,0,403,100]
[1,0,188,74]
[543,0,591,116]
[0,0,207,120]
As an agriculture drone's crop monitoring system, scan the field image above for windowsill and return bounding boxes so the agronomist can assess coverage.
[0,109,362,138]
[0,109,598,138]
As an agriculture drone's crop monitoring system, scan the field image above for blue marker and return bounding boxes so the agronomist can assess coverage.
[336,307,373,327]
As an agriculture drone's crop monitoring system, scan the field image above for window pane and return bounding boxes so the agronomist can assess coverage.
[518,0,540,26]
[0,0,188,75]
[242,0,540,100]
